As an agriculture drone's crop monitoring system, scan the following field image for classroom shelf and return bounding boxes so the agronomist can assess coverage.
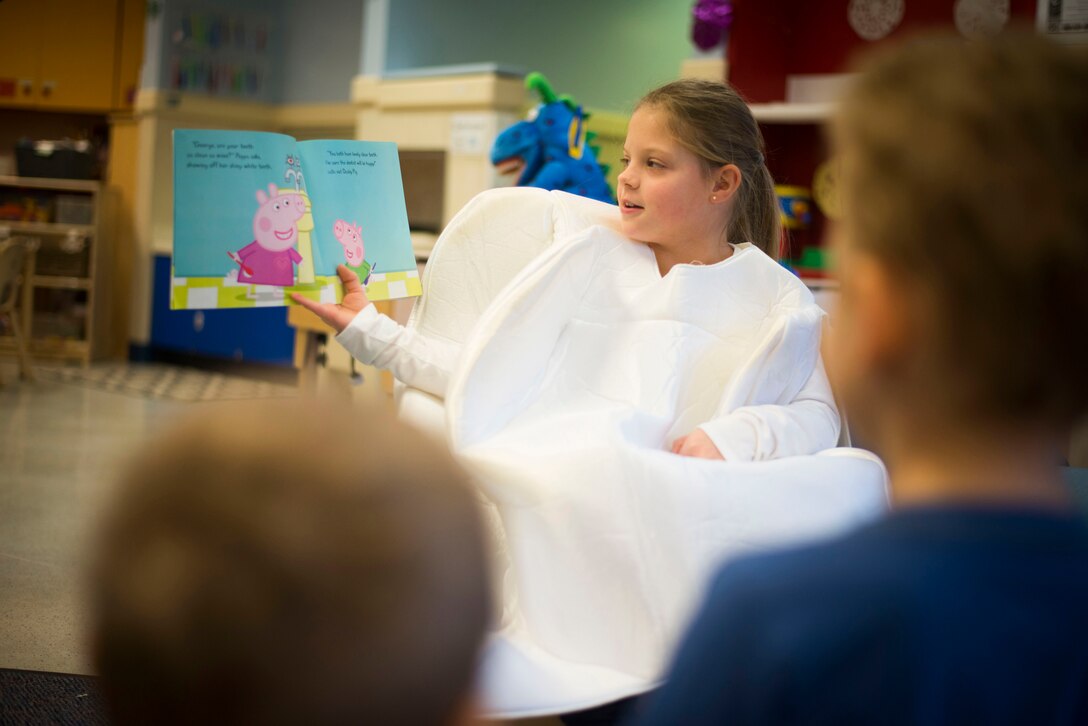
[32,275,92,290]
[0,176,106,364]
[0,175,100,193]
[0,335,89,360]
[748,102,835,124]
[799,276,839,290]
[0,220,95,237]
[730,1,1037,282]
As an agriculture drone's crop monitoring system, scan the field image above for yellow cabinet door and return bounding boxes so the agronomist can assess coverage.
[37,0,120,111]
[0,0,44,108]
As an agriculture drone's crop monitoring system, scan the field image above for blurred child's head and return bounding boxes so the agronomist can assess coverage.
[91,399,490,726]
[830,33,1088,448]
[620,79,781,258]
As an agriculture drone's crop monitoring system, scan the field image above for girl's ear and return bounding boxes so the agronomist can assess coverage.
[710,164,742,205]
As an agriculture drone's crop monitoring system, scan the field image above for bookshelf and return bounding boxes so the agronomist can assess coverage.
[0,175,108,363]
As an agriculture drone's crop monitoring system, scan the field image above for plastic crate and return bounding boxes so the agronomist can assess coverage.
[35,245,89,278]
[15,139,96,180]
[55,195,94,224]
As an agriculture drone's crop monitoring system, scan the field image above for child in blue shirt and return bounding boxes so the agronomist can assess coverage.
[633,32,1088,726]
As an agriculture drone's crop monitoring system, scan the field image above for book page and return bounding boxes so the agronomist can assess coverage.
[173,129,327,309]
[297,139,419,302]
[174,129,301,280]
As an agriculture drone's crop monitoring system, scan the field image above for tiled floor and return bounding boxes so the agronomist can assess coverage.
[0,362,568,724]
[0,362,272,674]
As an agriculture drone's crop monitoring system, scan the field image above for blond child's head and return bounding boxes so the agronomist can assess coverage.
[619,78,781,260]
[830,33,1088,445]
[91,399,490,726]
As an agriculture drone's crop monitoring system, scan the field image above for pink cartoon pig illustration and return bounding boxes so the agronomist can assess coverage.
[231,183,306,286]
[334,219,364,265]
[334,218,374,284]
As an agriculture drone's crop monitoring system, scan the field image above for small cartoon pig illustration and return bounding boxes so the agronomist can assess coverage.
[333,219,364,266]
[232,183,306,286]
[334,218,374,284]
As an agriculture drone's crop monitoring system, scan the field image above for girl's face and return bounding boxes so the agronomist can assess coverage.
[617,106,726,253]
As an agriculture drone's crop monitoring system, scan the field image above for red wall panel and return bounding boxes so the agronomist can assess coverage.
[728,0,1038,265]
[729,0,1038,102]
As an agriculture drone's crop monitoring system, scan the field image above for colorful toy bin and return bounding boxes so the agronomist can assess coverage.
[774,184,813,230]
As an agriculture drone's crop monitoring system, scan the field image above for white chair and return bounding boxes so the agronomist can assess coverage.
[0,236,36,386]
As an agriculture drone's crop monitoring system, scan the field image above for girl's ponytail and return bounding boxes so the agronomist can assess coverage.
[729,158,781,259]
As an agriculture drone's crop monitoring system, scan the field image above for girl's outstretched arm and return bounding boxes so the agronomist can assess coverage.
[292,265,461,397]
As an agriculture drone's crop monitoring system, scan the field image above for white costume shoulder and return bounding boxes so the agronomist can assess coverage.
[695,243,841,460]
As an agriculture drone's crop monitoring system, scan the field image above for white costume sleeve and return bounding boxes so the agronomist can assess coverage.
[333,304,462,397]
[696,357,841,462]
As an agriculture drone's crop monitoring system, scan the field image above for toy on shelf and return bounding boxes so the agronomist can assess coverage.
[0,197,49,223]
[775,184,813,230]
[796,246,829,274]
[691,0,734,50]
[490,72,614,204]
[0,201,24,221]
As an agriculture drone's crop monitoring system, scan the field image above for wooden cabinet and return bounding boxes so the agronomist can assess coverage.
[0,0,42,108]
[0,0,143,112]
[0,176,109,363]
[113,0,146,108]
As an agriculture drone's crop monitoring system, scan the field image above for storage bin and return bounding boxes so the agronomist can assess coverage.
[55,195,94,224]
[31,288,88,338]
[15,139,96,180]
[33,311,85,339]
[35,245,90,278]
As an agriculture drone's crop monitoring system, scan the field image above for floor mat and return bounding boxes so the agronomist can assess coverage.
[38,363,299,402]
[0,668,109,726]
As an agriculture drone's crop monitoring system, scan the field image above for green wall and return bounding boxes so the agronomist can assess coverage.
[384,0,703,114]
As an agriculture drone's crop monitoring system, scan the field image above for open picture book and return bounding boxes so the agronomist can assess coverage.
[171,129,421,309]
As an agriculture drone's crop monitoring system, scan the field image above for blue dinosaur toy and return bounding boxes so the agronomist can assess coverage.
[491,73,614,204]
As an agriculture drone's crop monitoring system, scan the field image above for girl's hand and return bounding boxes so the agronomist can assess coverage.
[671,429,726,460]
[290,264,371,334]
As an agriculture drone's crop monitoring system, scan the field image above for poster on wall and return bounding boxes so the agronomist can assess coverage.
[169,4,274,99]
[1038,0,1088,43]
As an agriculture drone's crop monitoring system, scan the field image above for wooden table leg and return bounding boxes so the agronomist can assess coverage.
[373,300,395,396]
[18,242,35,380]
[294,329,322,395]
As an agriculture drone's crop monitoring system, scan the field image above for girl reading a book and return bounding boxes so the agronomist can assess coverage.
[293,79,840,462]
[292,79,882,723]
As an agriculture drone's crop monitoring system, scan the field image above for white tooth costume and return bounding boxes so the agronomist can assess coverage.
[335,188,888,718]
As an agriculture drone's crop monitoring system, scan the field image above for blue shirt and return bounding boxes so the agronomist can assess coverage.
[633,507,1088,725]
